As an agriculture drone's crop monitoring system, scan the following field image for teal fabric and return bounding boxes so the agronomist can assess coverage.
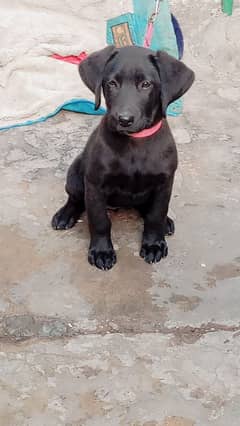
[106,13,141,46]
[133,0,178,56]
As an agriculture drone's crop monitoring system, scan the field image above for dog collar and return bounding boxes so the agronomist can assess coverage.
[130,120,162,139]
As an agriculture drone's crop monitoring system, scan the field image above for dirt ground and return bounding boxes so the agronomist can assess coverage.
[0,1,240,425]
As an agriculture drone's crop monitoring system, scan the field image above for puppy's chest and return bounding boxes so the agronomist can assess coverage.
[103,154,167,194]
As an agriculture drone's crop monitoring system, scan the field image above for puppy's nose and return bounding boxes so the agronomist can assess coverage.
[118,114,134,127]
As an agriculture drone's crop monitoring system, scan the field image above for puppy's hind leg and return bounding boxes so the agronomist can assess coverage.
[165,216,175,236]
[52,155,85,230]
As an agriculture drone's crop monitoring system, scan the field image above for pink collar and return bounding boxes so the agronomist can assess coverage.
[130,120,163,139]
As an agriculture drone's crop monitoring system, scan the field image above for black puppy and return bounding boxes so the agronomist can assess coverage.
[52,46,194,270]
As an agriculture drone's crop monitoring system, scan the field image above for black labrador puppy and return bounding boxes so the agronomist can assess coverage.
[52,45,194,270]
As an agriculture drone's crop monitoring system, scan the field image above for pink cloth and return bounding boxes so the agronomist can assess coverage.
[51,52,87,65]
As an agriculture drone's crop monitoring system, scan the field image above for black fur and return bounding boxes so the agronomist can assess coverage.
[52,46,194,270]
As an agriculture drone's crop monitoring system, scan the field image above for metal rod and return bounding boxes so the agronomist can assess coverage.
[154,0,161,15]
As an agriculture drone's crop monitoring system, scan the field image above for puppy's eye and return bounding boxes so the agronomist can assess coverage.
[108,80,118,88]
[141,80,152,89]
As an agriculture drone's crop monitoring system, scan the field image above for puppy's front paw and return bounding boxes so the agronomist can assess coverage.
[52,205,78,230]
[88,248,117,271]
[140,239,168,264]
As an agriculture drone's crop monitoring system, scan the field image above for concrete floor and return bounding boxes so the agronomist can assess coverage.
[1,2,240,425]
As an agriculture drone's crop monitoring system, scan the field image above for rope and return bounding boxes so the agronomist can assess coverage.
[143,0,161,48]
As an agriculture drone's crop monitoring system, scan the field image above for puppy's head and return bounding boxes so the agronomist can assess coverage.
[79,45,194,134]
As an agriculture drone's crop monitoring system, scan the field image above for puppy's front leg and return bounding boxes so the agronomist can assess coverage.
[140,177,174,264]
[85,179,116,270]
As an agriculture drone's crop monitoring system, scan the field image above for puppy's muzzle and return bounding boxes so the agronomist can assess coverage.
[118,114,134,128]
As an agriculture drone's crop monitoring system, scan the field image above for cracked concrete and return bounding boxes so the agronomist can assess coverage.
[0,1,240,424]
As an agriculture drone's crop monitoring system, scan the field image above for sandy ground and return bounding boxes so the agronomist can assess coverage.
[0,1,240,425]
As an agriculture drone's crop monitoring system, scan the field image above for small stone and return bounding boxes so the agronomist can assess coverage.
[109,322,119,331]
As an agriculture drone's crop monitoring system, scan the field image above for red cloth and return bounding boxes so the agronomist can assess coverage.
[51,51,88,65]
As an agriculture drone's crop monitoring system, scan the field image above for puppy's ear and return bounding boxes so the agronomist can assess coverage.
[152,51,195,116]
[79,45,117,110]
